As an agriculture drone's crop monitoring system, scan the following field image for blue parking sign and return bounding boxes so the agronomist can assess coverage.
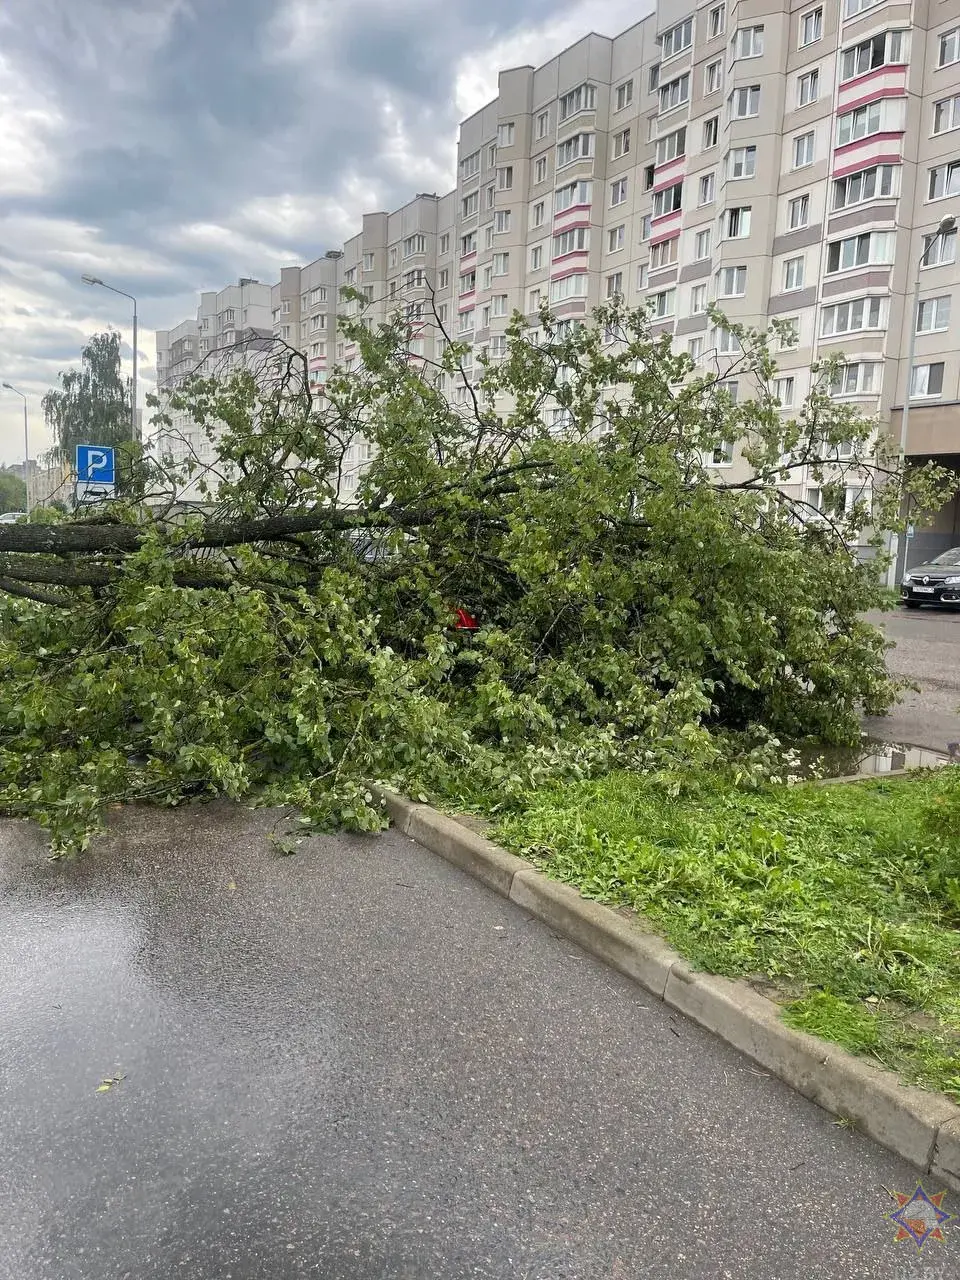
[76,445,116,486]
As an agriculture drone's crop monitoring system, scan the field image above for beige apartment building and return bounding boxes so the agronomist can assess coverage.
[158,0,960,559]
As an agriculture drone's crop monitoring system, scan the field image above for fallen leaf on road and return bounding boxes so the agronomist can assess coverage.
[96,1073,126,1093]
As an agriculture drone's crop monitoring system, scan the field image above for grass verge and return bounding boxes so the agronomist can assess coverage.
[483,767,960,1101]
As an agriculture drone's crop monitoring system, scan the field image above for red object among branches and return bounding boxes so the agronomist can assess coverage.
[454,607,479,632]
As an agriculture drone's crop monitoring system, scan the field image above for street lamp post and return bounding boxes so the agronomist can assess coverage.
[893,213,957,582]
[81,274,138,442]
[1,383,31,516]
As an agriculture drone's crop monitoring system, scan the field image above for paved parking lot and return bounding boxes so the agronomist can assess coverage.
[863,607,960,751]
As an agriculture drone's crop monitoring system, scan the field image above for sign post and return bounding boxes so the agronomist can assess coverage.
[75,445,116,503]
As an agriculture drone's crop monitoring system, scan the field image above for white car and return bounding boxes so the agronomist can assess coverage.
[0,512,26,524]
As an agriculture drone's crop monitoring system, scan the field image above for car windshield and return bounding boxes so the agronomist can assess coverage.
[931,547,960,564]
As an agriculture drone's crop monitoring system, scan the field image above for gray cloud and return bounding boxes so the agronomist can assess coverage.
[0,0,635,462]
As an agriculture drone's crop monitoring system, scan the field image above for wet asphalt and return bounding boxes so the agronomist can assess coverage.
[863,607,960,752]
[0,802,955,1278]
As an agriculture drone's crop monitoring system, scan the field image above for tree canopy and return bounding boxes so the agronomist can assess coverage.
[0,470,27,515]
[42,330,131,466]
[0,301,952,853]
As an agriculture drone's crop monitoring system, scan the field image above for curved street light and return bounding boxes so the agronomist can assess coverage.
[81,274,138,441]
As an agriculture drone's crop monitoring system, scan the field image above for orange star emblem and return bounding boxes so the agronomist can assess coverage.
[887,1184,954,1250]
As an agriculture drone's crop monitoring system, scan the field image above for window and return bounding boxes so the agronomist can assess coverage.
[716,265,747,296]
[460,150,481,179]
[774,376,796,407]
[608,225,626,252]
[832,163,897,209]
[559,83,597,120]
[844,0,884,16]
[923,228,957,266]
[310,314,326,332]
[492,252,509,276]
[555,179,591,210]
[529,287,542,311]
[650,236,678,268]
[798,70,819,107]
[651,288,676,318]
[728,145,756,178]
[709,5,725,38]
[831,362,881,395]
[649,64,661,93]
[705,60,723,94]
[691,283,708,314]
[458,309,475,334]
[553,227,589,257]
[722,206,751,237]
[729,85,760,118]
[703,116,719,148]
[439,269,449,289]
[800,8,822,46]
[462,192,479,218]
[615,80,634,111]
[910,363,945,397]
[494,209,511,233]
[783,256,805,290]
[940,28,960,68]
[549,274,589,302]
[637,263,648,289]
[826,230,895,272]
[788,193,810,228]
[534,156,548,183]
[819,296,885,336]
[389,247,398,268]
[497,166,513,190]
[610,177,628,206]
[280,299,291,314]
[641,213,652,240]
[459,271,476,296]
[779,318,799,349]
[841,30,905,81]
[491,294,508,317]
[928,161,960,200]
[361,252,375,272]
[439,234,450,255]
[486,184,496,209]
[934,96,960,136]
[699,172,716,205]
[310,287,327,305]
[709,440,735,466]
[659,73,690,114]
[280,325,290,340]
[660,17,693,59]
[837,102,882,146]
[613,128,631,159]
[734,26,764,58]
[793,132,815,167]
[917,295,951,332]
[652,182,683,216]
[461,231,477,256]
[716,327,742,354]
[647,115,658,142]
[405,268,425,287]
[695,228,712,259]
[688,336,704,362]
[530,245,543,270]
[534,113,549,142]
[497,122,515,147]
[606,271,624,298]
[556,133,594,166]
[488,144,497,167]
[644,163,656,191]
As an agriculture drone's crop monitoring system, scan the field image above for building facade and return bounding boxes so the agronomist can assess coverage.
[157,0,960,554]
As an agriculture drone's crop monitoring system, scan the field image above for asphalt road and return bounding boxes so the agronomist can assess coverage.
[862,607,960,751]
[0,803,955,1279]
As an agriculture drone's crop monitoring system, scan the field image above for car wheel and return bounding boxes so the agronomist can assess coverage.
[904,600,922,609]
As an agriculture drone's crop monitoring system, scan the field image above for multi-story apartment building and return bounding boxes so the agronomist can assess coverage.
[158,0,960,557]
[155,279,274,497]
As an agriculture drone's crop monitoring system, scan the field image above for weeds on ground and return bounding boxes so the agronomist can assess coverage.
[486,767,960,1099]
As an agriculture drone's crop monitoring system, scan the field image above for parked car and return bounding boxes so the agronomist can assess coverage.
[901,547,960,608]
[0,512,26,524]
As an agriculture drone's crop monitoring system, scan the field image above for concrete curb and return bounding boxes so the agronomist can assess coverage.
[371,785,960,1191]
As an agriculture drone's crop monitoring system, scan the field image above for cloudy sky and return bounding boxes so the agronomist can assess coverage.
[0,0,648,466]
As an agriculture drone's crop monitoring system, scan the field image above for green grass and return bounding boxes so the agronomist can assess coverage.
[485,768,960,1100]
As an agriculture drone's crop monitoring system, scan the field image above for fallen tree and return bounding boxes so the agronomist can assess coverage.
[0,301,952,852]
